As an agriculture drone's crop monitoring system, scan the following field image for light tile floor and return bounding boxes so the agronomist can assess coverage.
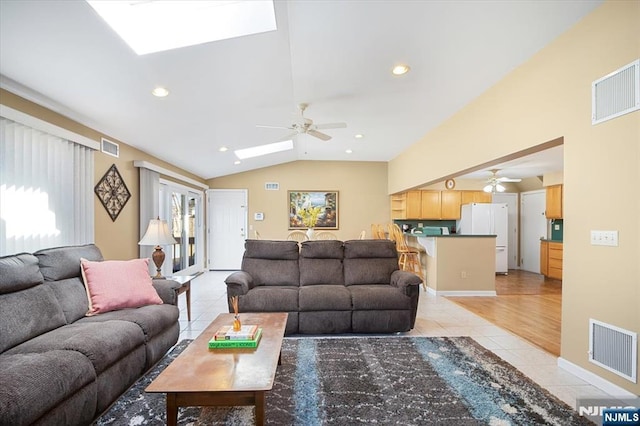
[177,271,620,412]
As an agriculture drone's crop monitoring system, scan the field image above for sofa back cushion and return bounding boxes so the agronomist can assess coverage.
[299,240,344,286]
[35,244,104,323]
[0,253,66,353]
[242,240,300,286]
[343,240,399,285]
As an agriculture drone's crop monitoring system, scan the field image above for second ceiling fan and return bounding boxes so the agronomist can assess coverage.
[257,103,347,141]
[484,169,521,193]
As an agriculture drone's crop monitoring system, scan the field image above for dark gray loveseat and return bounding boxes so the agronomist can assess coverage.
[0,244,180,426]
[225,239,422,334]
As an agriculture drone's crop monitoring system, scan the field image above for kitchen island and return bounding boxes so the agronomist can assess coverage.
[406,233,497,296]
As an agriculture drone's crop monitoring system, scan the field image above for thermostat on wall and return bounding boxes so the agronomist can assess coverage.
[254,212,264,221]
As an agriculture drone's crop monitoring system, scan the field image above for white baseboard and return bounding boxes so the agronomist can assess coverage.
[426,287,497,297]
[557,357,638,398]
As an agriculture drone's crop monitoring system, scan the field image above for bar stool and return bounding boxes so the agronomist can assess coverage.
[389,223,426,290]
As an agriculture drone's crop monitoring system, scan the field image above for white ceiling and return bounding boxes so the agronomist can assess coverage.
[0,1,600,180]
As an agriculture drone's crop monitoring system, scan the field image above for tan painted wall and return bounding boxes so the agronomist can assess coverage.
[0,89,207,260]
[388,1,639,394]
[207,161,389,241]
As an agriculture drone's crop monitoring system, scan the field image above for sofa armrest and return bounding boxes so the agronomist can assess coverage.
[390,270,423,289]
[152,279,181,305]
[225,271,253,296]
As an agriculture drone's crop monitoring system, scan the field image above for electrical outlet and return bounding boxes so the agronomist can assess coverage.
[591,230,619,246]
[554,224,560,230]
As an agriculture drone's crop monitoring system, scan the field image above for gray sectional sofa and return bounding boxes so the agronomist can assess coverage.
[0,244,180,426]
[225,239,422,334]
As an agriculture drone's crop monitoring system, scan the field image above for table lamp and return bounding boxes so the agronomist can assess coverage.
[138,217,177,279]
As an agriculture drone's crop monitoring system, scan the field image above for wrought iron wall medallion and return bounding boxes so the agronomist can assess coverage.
[95,164,131,221]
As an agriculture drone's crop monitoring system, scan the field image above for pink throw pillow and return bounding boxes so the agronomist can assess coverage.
[80,258,163,316]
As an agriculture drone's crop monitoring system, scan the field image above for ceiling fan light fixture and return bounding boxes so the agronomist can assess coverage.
[496,183,506,192]
[483,184,493,193]
[392,64,411,75]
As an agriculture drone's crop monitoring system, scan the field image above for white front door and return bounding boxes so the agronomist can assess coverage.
[492,193,519,270]
[520,190,547,274]
[207,189,248,270]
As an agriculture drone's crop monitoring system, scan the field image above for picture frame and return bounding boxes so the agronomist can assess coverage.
[288,191,339,230]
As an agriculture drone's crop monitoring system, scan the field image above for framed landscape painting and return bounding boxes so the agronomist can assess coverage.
[288,191,339,230]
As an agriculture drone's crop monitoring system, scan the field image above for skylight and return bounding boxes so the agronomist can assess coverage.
[234,140,293,159]
[86,1,277,55]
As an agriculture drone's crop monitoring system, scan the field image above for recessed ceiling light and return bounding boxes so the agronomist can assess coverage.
[354,134,364,139]
[392,64,411,75]
[234,160,241,165]
[234,140,294,160]
[86,1,277,55]
[219,146,228,152]
[152,87,169,97]
[345,149,353,154]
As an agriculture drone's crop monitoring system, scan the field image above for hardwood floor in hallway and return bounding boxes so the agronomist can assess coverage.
[447,270,562,356]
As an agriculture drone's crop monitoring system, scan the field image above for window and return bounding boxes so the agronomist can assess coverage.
[0,116,95,256]
[159,180,204,275]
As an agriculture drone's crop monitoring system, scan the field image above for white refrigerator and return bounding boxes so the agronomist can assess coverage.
[458,203,509,274]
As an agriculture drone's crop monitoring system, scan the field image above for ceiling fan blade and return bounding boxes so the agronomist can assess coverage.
[496,177,522,182]
[314,122,347,130]
[256,124,292,130]
[307,129,332,141]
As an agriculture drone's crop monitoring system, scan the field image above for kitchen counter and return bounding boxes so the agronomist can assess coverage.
[406,234,496,296]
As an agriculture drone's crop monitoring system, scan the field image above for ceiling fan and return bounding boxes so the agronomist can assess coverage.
[483,169,522,193]
[257,103,347,141]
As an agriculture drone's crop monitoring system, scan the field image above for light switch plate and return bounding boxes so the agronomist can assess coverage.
[590,230,618,246]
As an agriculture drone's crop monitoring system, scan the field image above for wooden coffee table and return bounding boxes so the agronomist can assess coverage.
[146,312,288,426]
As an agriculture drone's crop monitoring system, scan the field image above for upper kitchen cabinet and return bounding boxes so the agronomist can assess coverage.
[390,190,424,219]
[461,190,492,205]
[440,191,462,219]
[420,191,441,219]
[545,184,563,219]
[406,190,422,219]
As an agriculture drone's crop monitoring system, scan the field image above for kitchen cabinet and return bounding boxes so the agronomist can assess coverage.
[440,191,462,219]
[406,191,422,219]
[420,191,441,219]
[390,193,406,219]
[461,191,492,205]
[545,185,563,219]
[540,240,562,280]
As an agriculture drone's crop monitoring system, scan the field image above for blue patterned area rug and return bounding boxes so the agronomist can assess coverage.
[95,337,593,425]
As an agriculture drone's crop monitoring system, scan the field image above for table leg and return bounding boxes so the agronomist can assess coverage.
[166,393,178,426]
[255,391,265,426]
[186,283,191,321]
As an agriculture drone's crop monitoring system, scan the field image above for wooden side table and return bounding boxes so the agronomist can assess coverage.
[166,275,194,321]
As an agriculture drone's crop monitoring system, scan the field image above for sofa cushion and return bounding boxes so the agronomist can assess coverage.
[35,244,103,281]
[0,350,97,426]
[4,321,145,374]
[76,304,179,341]
[299,285,352,311]
[239,286,299,312]
[349,285,411,310]
[81,258,163,316]
[48,277,90,324]
[0,284,66,353]
[242,240,300,287]
[343,240,399,286]
[299,240,344,286]
[0,253,43,294]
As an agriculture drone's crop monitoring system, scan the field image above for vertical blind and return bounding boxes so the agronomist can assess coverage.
[0,117,94,256]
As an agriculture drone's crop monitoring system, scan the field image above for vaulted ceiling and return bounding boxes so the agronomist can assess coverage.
[0,1,600,179]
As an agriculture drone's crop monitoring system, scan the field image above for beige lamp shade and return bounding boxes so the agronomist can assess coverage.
[138,218,177,246]
[138,218,177,279]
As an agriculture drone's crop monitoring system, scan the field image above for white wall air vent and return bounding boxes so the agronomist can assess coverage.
[264,182,279,190]
[592,59,640,125]
[101,138,119,158]
[589,319,637,383]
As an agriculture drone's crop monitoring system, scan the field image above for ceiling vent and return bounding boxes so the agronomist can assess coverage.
[101,138,119,158]
[264,182,279,190]
[592,59,640,125]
